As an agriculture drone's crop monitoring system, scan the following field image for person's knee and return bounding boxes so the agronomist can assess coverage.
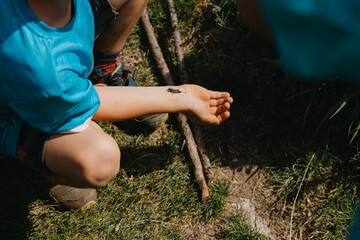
[79,136,120,188]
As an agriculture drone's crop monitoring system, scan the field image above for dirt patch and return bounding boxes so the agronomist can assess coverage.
[121,44,143,67]
[178,163,292,240]
[218,165,290,239]
[183,221,221,240]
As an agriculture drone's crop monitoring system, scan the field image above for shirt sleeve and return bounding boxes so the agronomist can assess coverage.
[258,0,360,81]
[9,78,100,134]
[0,23,99,134]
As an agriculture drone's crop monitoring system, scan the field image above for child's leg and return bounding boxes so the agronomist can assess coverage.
[89,0,168,131]
[93,0,148,53]
[45,121,120,188]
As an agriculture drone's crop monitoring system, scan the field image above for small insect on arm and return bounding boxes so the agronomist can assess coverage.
[167,87,186,93]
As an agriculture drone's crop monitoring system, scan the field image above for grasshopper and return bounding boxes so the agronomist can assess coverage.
[167,87,186,93]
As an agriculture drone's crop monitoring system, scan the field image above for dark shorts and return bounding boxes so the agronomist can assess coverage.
[15,1,118,174]
[89,0,119,39]
[16,123,50,175]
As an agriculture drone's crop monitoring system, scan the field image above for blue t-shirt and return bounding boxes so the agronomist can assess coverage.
[0,0,100,158]
[259,0,360,81]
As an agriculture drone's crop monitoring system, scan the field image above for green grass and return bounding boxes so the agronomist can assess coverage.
[0,1,262,236]
[220,214,266,240]
[1,0,360,239]
[145,0,360,238]
[25,125,235,239]
[268,150,359,239]
[1,1,263,237]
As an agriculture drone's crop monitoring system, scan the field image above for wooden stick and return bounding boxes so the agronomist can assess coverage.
[140,9,209,203]
[167,0,215,183]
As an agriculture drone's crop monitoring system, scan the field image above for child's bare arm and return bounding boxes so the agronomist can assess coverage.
[92,84,233,125]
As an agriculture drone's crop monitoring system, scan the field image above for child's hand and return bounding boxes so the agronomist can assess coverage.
[181,84,233,125]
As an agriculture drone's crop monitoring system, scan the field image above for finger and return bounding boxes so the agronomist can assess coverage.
[216,111,230,123]
[210,116,221,125]
[207,109,231,125]
[210,90,231,99]
[210,98,227,107]
[210,97,234,107]
[226,97,234,104]
[211,102,231,115]
[200,115,219,126]
[210,104,227,115]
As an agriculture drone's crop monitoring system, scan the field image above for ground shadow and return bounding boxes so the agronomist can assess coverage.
[0,156,39,240]
[120,144,176,177]
[179,2,360,171]
[137,0,360,202]
[176,3,360,238]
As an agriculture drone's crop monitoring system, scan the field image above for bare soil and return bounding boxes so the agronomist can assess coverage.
[219,165,289,240]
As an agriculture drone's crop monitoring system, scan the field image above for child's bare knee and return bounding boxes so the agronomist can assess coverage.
[80,137,120,188]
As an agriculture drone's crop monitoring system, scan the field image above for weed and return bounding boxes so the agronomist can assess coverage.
[219,213,266,240]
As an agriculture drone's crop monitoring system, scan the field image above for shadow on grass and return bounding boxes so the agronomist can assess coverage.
[119,144,177,177]
[179,1,360,171]
[0,156,38,240]
[135,3,360,220]
[138,3,360,237]
[178,4,360,237]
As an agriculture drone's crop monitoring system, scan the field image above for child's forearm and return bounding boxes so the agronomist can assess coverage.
[92,85,190,121]
[92,84,233,125]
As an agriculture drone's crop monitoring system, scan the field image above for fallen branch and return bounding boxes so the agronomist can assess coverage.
[167,0,214,183]
[140,9,209,203]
